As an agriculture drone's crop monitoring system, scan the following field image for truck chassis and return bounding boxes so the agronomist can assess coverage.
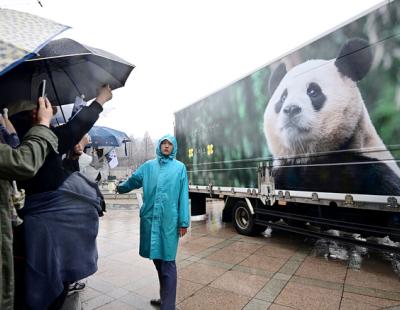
[189,164,400,254]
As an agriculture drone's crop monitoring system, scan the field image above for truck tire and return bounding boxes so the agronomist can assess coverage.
[232,200,266,236]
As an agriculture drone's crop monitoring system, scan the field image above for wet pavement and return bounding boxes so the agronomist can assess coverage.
[80,193,400,310]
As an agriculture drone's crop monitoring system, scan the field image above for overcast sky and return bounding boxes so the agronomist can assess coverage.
[1,0,383,139]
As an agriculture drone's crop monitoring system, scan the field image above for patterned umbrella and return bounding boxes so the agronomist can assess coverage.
[0,8,69,76]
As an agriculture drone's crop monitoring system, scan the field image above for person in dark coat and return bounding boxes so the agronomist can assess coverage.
[62,133,98,297]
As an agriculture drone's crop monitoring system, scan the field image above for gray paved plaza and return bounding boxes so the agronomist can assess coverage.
[78,194,400,310]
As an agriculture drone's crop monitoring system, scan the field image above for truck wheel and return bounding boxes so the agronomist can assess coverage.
[232,201,266,236]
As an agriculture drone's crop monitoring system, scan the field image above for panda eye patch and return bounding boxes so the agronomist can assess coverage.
[307,83,321,97]
[307,82,326,111]
[275,89,287,113]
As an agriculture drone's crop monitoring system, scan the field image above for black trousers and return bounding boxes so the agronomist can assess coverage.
[153,259,177,310]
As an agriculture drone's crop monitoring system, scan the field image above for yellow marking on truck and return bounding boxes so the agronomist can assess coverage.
[207,144,214,155]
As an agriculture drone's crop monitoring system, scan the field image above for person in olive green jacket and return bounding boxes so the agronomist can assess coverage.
[0,97,57,310]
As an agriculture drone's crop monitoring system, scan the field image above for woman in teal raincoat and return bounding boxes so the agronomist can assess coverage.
[117,134,189,310]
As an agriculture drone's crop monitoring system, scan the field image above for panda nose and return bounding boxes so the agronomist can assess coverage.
[283,105,302,117]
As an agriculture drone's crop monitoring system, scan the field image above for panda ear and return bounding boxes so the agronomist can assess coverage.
[268,63,287,96]
[334,38,372,81]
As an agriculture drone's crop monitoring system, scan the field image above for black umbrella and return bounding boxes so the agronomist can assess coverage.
[0,38,135,112]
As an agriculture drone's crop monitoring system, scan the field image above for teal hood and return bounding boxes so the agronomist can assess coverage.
[156,134,177,160]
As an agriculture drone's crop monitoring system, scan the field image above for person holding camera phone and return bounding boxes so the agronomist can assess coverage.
[11,84,112,195]
[11,84,112,310]
[0,97,57,310]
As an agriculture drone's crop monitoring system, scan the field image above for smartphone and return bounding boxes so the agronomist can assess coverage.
[37,80,47,109]
[38,80,47,98]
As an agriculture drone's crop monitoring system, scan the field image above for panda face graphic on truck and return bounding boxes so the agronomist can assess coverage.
[271,60,331,148]
[265,58,362,156]
[263,38,382,158]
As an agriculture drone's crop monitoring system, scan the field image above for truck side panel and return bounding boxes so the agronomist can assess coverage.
[175,1,400,196]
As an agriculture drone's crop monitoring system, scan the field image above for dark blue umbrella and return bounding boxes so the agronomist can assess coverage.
[88,126,130,147]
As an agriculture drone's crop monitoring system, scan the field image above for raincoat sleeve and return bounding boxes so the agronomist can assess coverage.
[117,164,145,194]
[178,165,190,228]
[53,101,103,154]
[0,125,58,180]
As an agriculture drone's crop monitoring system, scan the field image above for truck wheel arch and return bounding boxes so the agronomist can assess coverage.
[228,198,266,235]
